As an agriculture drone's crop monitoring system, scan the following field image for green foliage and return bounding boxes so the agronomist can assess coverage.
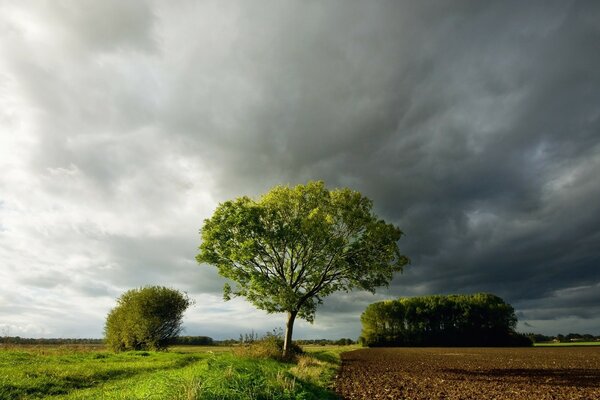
[360,293,532,347]
[104,286,193,352]
[197,181,408,354]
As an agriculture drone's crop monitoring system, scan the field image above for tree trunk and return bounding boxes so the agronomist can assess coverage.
[283,310,298,359]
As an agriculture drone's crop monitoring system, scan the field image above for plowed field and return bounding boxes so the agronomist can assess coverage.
[335,347,600,399]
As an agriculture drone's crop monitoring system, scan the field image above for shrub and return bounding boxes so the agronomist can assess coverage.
[105,286,193,352]
[234,333,303,361]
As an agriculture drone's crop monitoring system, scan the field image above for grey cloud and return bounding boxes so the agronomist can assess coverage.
[100,233,224,296]
[17,271,71,289]
[41,0,157,53]
[518,283,600,319]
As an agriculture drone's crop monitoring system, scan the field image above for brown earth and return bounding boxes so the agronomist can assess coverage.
[334,347,600,399]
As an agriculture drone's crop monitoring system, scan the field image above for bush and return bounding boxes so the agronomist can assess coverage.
[234,332,303,361]
[105,286,193,352]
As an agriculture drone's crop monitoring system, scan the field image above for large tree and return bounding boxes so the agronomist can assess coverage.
[105,286,193,352]
[197,181,408,357]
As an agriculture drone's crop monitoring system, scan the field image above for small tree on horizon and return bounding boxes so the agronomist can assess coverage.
[197,181,408,357]
[104,286,192,352]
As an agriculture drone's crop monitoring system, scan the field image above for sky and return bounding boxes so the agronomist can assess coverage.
[1,0,599,340]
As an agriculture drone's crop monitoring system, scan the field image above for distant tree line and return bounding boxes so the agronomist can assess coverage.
[169,336,214,345]
[295,338,355,346]
[360,293,532,347]
[0,336,218,346]
[0,334,353,347]
[526,332,600,343]
[0,337,104,345]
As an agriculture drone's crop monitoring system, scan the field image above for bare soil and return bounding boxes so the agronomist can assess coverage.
[334,347,600,399]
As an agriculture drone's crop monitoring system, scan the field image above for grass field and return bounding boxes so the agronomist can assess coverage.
[534,341,600,347]
[0,344,355,400]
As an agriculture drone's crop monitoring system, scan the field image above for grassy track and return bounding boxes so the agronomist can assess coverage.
[0,344,353,399]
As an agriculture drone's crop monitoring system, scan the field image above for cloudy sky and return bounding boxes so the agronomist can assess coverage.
[1,1,599,340]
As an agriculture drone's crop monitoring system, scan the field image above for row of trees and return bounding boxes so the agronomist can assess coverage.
[526,333,600,343]
[0,337,103,345]
[360,293,532,347]
[295,338,355,346]
[556,333,600,342]
[169,336,214,345]
[0,336,215,347]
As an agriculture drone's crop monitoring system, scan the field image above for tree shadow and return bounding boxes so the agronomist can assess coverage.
[308,350,341,365]
[295,377,340,399]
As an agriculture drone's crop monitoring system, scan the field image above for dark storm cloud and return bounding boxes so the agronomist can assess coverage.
[376,0,600,331]
[161,0,600,331]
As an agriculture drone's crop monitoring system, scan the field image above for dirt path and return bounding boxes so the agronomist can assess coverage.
[334,347,600,399]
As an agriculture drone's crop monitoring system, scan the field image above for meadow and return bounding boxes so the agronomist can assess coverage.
[0,344,352,400]
[5,342,600,399]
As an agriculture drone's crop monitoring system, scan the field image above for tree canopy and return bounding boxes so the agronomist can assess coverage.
[197,181,408,356]
[360,293,532,347]
[104,286,193,352]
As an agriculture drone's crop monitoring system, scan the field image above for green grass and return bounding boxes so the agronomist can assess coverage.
[0,344,352,399]
[534,341,600,347]
[170,345,235,353]
[0,347,203,399]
